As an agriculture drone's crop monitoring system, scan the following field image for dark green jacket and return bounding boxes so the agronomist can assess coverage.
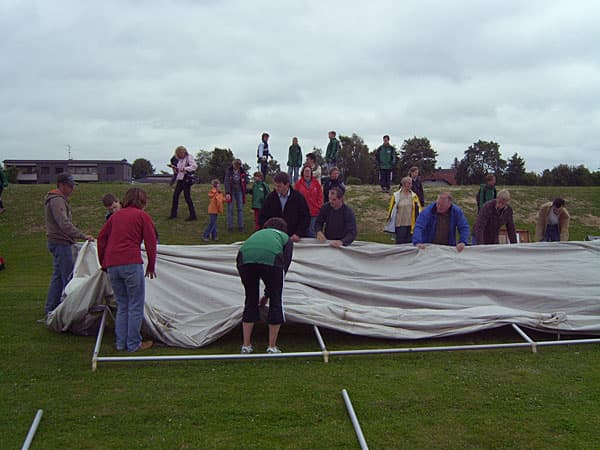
[236,228,293,272]
[247,181,270,210]
[376,144,397,169]
[477,184,497,211]
[287,144,302,167]
[325,138,340,163]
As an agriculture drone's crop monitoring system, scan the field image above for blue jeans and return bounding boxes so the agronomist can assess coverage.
[108,264,145,352]
[45,242,74,314]
[288,166,300,184]
[543,224,560,242]
[308,216,317,238]
[203,214,218,240]
[227,190,244,230]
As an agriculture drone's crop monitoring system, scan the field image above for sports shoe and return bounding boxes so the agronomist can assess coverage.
[241,345,254,354]
[201,236,210,242]
[266,346,281,354]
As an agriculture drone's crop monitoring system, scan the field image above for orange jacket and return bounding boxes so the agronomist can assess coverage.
[208,188,224,214]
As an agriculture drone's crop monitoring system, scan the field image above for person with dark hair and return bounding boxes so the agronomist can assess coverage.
[322,166,346,203]
[102,193,121,221]
[247,171,270,231]
[294,165,323,238]
[325,130,341,171]
[305,152,322,182]
[287,137,302,184]
[97,188,157,352]
[168,145,197,221]
[257,132,273,180]
[472,189,517,245]
[535,198,570,242]
[375,135,397,193]
[224,159,249,232]
[476,174,497,213]
[237,217,293,354]
[412,192,470,252]
[315,187,357,247]
[259,172,310,242]
[41,173,94,321]
[409,166,425,206]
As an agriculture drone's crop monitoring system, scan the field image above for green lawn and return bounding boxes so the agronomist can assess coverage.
[1,183,599,449]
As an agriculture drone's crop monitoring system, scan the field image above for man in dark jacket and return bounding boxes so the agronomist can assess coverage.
[375,135,397,192]
[315,187,357,247]
[259,172,310,242]
[473,189,517,244]
[409,166,425,206]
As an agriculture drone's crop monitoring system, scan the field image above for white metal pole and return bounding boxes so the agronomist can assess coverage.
[511,324,537,353]
[313,325,329,362]
[21,409,43,450]
[92,307,108,371]
[342,389,369,450]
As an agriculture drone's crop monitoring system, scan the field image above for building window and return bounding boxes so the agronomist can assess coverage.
[41,167,49,175]
[55,167,64,174]
[106,166,115,175]
[70,166,97,175]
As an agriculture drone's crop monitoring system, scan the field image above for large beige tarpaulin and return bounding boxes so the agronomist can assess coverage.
[48,240,600,348]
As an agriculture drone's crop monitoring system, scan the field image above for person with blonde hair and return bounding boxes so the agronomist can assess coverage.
[472,189,517,244]
[97,188,157,352]
[202,179,224,241]
[384,176,422,244]
[167,145,197,221]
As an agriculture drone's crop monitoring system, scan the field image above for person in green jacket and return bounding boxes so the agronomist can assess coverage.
[237,217,293,354]
[287,137,302,184]
[0,166,8,214]
[476,174,497,213]
[375,135,397,193]
[325,130,341,171]
[247,171,270,231]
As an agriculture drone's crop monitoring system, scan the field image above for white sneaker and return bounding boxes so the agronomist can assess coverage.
[241,345,254,354]
[266,346,281,354]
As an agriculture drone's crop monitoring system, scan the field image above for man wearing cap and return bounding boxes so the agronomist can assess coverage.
[42,173,94,320]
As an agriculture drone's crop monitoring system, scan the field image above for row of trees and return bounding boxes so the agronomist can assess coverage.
[132,136,599,186]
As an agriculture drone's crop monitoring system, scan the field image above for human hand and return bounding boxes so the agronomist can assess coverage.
[145,270,157,279]
[330,240,343,248]
[291,234,301,243]
[225,194,231,202]
[456,242,466,253]
[316,231,326,242]
[416,243,426,250]
[85,235,95,242]
[259,296,269,307]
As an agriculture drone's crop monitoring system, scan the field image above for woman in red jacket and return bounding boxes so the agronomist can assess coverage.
[294,165,323,238]
[97,188,157,352]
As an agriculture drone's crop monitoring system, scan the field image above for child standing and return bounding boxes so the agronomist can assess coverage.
[202,179,224,241]
[102,193,122,221]
[247,172,270,231]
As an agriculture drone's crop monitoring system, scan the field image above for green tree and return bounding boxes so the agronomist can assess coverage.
[132,158,154,179]
[455,140,505,185]
[398,137,437,178]
[309,147,325,167]
[267,159,281,180]
[195,149,211,183]
[505,153,526,185]
[207,148,234,181]
[339,134,373,183]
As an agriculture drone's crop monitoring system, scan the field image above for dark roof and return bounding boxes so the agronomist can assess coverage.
[422,169,457,185]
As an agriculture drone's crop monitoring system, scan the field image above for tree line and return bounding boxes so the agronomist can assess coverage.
[132,136,600,186]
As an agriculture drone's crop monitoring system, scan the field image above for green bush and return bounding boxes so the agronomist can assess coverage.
[346,176,362,185]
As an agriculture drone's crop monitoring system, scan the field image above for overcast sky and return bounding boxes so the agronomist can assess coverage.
[2,0,599,173]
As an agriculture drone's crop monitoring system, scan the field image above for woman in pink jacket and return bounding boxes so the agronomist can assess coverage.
[294,165,323,238]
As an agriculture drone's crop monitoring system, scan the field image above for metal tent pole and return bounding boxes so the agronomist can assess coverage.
[512,324,537,353]
[342,389,369,450]
[313,325,329,362]
[92,307,109,371]
[21,409,43,450]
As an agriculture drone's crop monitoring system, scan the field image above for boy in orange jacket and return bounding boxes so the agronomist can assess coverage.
[202,179,224,241]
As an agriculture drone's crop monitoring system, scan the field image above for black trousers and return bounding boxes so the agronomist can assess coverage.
[237,263,284,324]
[170,180,196,218]
[379,169,392,190]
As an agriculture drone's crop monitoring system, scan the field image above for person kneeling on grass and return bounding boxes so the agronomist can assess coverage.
[236,217,293,354]
[97,188,157,352]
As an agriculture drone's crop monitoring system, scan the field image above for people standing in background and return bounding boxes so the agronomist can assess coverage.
[305,152,322,183]
[102,193,121,221]
[257,132,273,181]
[167,146,198,221]
[42,173,94,321]
[325,130,341,171]
[247,171,270,231]
[409,166,425,207]
[476,174,497,213]
[0,165,8,214]
[287,137,302,184]
[294,165,323,238]
[384,176,422,244]
[224,159,248,232]
[535,198,570,242]
[472,189,517,245]
[202,179,224,242]
[97,188,156,352]
[322,167,346,203]
[375,135,397,193]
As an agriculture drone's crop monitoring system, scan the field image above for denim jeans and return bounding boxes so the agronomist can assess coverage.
[288,166,300,184]
[308,216,317,238]
[45,242,74,314]
[203,214,218,240]
[227,190,244,229]
[108,264,145,352]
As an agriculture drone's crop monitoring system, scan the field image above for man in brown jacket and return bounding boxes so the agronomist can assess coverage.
[42,173,94,320]
[472,189,517,245]
[535,198,570,242]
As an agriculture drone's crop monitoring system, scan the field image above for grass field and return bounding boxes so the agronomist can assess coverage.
[1,182,599,448]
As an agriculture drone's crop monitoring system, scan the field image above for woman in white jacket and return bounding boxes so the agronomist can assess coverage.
[167,146,198,221]
[384,177,422,244]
